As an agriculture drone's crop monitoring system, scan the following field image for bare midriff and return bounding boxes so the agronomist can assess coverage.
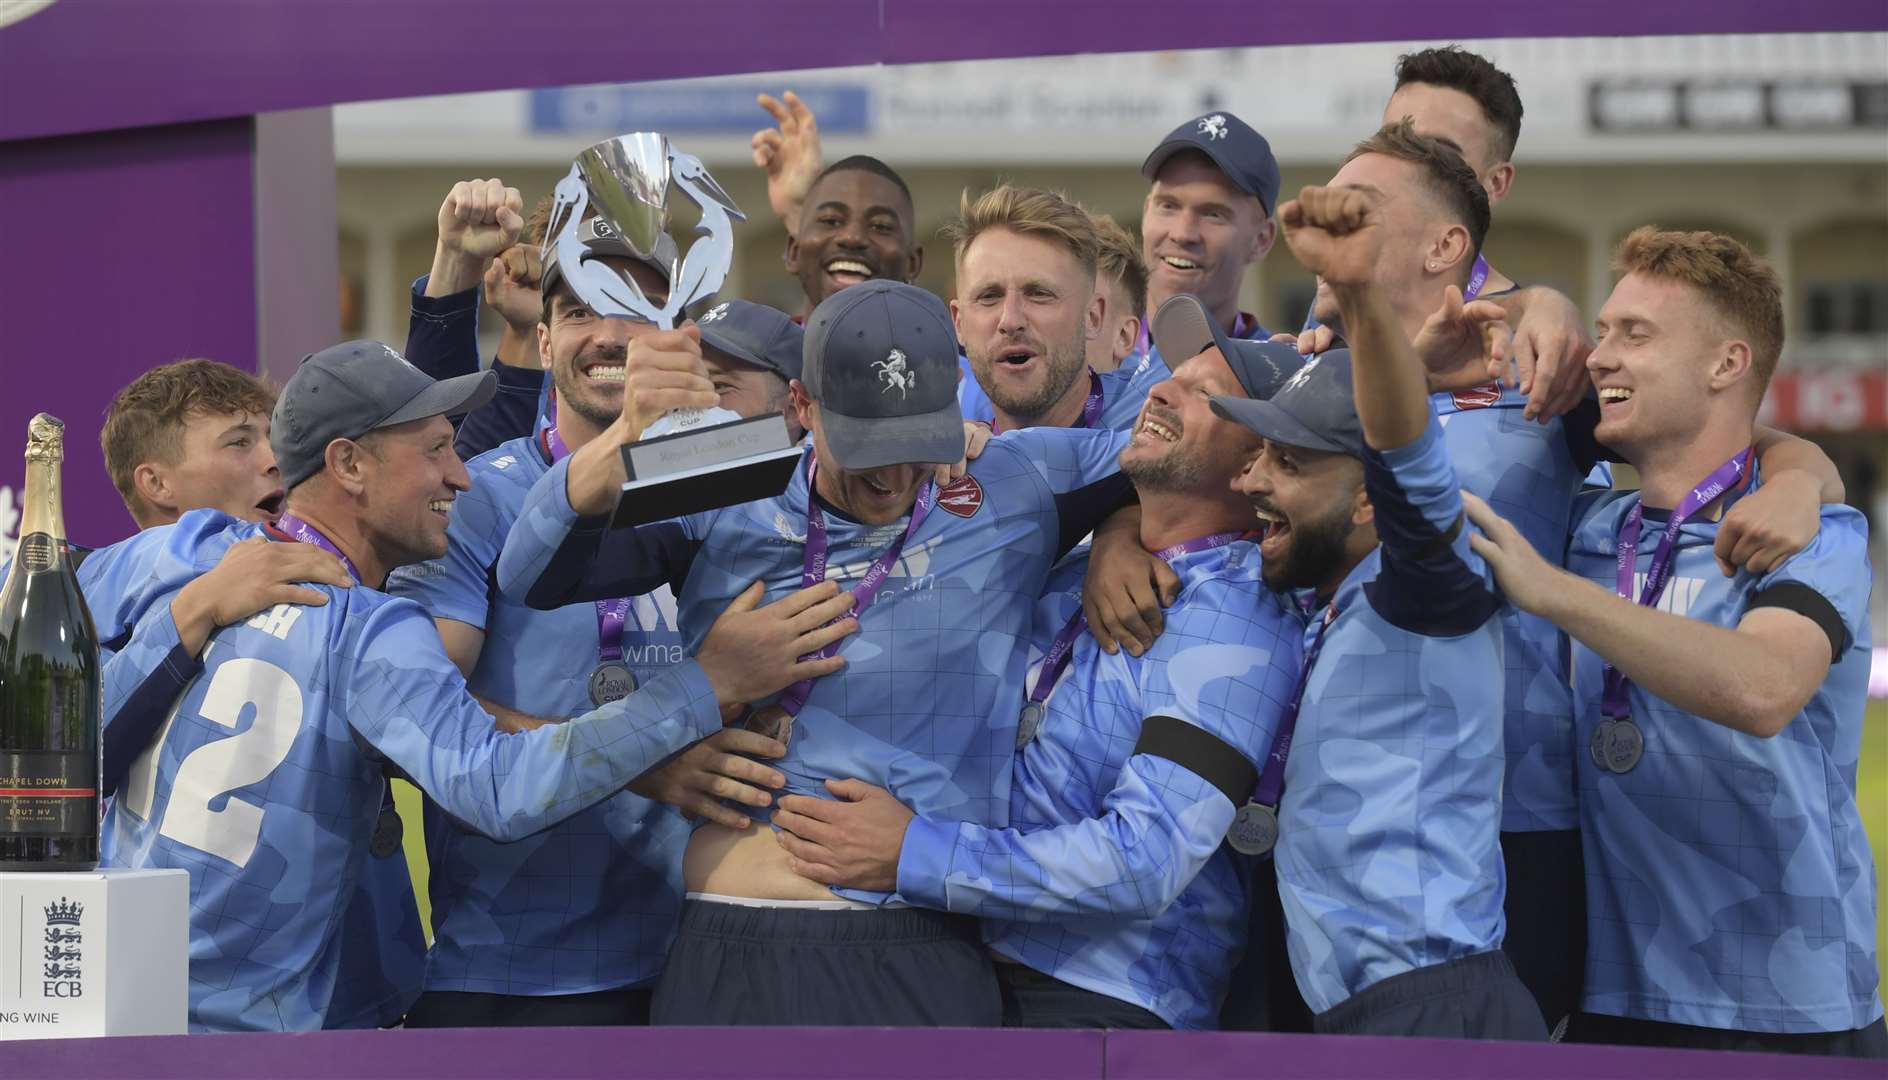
[683,820,840,901]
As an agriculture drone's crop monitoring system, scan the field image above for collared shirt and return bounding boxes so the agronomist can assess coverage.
[901,542,1302,1029]
[1565,476,1881,1034]
[387,435,689,997]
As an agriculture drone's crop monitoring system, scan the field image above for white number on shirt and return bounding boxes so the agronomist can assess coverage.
[127,658,305,868]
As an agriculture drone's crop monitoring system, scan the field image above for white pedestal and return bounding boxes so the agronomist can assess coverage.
[0,868,189,1040]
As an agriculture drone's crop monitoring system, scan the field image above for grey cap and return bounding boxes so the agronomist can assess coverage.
[695,299,804,383]
[1142,112,1282,216]
[1209,349,1366,458]
[1150,293,1303,401]
[273,340,496,489]
[539,215,678,300]
[801,279,963,469]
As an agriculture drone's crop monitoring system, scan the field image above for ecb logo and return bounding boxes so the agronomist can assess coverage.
[41,897,83,999]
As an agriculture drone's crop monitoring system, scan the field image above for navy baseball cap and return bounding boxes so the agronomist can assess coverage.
[273,340,496,489]
[1150,294,1303,401]
[1141,112,1282,215]
[540,216,677,300]
[802,280,963,469]
[694,299,804,383]
[1209,349,1366,458]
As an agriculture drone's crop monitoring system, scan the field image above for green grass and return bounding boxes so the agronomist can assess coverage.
[1860,700,1887,982]
[393,703,1888,969]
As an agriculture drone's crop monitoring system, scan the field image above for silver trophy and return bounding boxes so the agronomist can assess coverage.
[544,133,802,526]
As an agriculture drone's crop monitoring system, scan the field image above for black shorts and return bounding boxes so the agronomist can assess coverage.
[1499,827,1585,1035]
[651,899,1000,1027]
[1314,950,1548,1041]
[402,986,652,1028]
[1569,1010,1888,1059]
[996,962,1168,1030]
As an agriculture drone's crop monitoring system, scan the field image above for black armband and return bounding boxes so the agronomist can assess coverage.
[1131,715,1257,807]
[1749,582,1848,661]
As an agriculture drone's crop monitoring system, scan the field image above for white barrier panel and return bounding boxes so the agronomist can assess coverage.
[0,868,189,1040]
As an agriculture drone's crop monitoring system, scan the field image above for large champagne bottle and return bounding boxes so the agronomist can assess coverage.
[0,414,100,870]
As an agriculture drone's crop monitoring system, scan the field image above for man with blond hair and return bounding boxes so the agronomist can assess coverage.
[952,185,1164,433]
[1087,213,1147,373]
[1468,228,1883,1059]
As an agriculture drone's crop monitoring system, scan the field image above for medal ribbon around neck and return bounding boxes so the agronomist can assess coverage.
[1600,447,1753,721]
[773,453,938,718]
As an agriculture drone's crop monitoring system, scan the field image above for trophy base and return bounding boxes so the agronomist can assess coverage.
[612,413,804,527]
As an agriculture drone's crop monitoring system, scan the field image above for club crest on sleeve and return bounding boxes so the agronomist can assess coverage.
[1450,384,1504,411]
[938,475,984,518]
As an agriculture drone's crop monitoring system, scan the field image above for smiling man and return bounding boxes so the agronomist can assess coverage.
[497,279,1137,1027]
[1465,228,1883,1059]
[770,303,1305,1032]
[784,156,924,316]
[1138,112,1279,367]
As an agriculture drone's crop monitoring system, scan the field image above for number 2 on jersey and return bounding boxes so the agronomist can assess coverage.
[121,657,303,868]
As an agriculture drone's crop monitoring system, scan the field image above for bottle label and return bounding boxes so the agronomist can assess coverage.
[17,533,54,572]
[0,751,97,836]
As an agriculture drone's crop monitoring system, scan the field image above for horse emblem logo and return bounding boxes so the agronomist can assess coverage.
[1198,114,1229,141]
[698,302,730,325]
[874,349,916,398]
[1280,354,1319,396]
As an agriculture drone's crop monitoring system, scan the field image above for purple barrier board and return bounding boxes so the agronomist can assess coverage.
[3,0,1885,142]
[0,119,258,548]
[6,1026,1880,1080]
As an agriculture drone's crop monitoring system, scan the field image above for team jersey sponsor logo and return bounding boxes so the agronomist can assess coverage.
[938,475,984,518]
[1450,384,1504,410]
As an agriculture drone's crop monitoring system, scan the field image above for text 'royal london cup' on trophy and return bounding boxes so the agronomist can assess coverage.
[543,132,803,527]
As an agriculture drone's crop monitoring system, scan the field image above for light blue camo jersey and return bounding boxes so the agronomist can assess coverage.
[94,515,723,1031]
[8,513,428,1027]
[900,541,1302,1029]
[1566,474,1881,1034]
[1433,384,1596,833]
[497,427,1131,904]
[1277,417,1509,1015]
[387,434,690,997]
[956,355,1166,432]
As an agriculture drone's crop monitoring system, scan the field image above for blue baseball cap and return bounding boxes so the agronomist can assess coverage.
[694,299,803,383]
[1209,349,1366,459]
[1150,294,1302,400]
[274,341,496,489]
[540,215,677,300]
[801,280,963,469]
[1142,112,1282,216]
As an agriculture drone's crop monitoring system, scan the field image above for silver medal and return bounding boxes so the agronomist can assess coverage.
[1589,719,1616,770]
[589,662,636,707]
[1602,717,1644,774]
[1226,801,1279,856]
[1017,702,1046,749]
[370,805,404,860]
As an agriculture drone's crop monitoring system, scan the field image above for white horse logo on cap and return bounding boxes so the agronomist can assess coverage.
[1198,114,1229,141]
[1280,354,1319,395]
[698,302,730,325]
[874,349,916,398]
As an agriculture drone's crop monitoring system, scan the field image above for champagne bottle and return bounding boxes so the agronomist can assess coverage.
[0,414,100,870]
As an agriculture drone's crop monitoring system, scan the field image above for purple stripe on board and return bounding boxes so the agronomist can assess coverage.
[3,0,1885,142]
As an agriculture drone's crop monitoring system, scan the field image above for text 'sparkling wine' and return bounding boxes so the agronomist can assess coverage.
[0,414,101,870]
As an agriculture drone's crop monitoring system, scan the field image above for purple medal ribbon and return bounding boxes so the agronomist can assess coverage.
[1027,530,1253,710]
[540,425,632,664]
[774,455,939,718]
[1136,311,1260,358]
[269,513,362,584]
[1251,603,1336,809]
[1600,447,1754,719]
[1463,253,1490,302]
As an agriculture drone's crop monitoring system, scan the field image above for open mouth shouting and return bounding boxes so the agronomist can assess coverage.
[1132,405,1183,448]
[255,487,287,520]
[1251,499,1290,559]
[581,357,626,384]
[824,257,877,289]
